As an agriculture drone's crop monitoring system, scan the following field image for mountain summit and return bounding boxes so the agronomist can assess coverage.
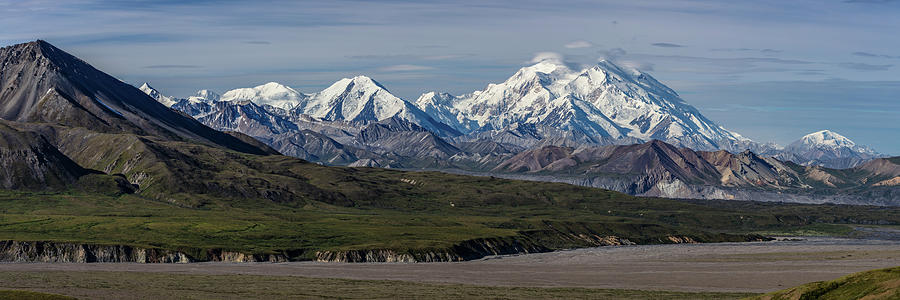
[221,82,307,111]
[797,130,860,149]
[775,129,882,168]
[416,59,748,151]
[0,40,271,155]
[289,75,458,136]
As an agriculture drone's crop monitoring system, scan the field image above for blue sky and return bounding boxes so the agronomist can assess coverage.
[1,0,899,154]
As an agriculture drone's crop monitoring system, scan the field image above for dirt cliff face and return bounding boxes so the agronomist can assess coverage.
[0,241,191,263]
[314,234,641,263]
[0,241,292,263]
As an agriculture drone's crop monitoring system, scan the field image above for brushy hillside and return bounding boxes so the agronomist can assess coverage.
[751,266,900,300]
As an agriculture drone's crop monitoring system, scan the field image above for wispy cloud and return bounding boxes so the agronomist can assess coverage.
[423,54,473,60]
[843,0,900,3]
[836,62,893,71]
[529,52,565,64]
[651,42,685,48]
[143,64,202,69]
[599,48,627,60]
[378,64,434,72]
[795,70,827,76]
[346,54,472,61]
[710,48,783,54]
[852,51,900,59]
[618,60,655,71]
[244,40,271,45]
[634,54,812,65]
[49,33,188,45]
[564,40,593,49]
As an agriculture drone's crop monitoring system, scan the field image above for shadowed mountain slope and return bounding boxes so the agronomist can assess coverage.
[0,40,273,155]
[0,121,89,189]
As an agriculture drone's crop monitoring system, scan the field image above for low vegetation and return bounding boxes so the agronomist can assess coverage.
[751,266,900,300]
[0,290,75,300]
[0,169,897,259]
[0,271,756,299]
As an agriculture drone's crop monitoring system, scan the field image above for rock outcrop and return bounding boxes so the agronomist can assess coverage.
[0,241,294,263]
[314,234,636,263]
[0,241,191,263]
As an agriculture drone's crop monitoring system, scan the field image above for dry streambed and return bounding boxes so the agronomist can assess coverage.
[1,237,898,293]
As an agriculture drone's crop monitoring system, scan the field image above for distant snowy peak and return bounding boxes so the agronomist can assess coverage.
[778,130,882,168]
[299,76,402,122]
[189,89,221,103]
[295,76,460,136]
[798,130,856,148]
[139,83,219,108]
[414,92,478,133]
[420,59,747,150]
[139,83,177,107]
[791,130,878,154]
[221,82,308,110]
[416,91,458,107]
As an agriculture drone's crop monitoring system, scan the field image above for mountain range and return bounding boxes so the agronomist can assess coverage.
[1,39,898,268]
[138,52,895,204]
[489,141,899,205]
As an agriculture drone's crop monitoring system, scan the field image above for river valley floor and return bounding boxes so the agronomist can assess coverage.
[1,236,898,299]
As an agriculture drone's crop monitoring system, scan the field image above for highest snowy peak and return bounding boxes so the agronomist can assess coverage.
[417,59,747,151]
[221,82,308,110]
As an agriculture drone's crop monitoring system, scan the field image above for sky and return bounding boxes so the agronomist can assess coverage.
[1,0,899,154]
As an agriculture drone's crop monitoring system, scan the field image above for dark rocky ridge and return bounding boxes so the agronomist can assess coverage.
[0,121,89,189]
[0,40,273,156]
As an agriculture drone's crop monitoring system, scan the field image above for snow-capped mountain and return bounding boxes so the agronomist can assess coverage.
[292,76,459,137]
[416,59,749,151]
[415,92,479,134]
[221,82,308,111]
[776,130,882,168]
[140,77,457,137]
[139,83,178,107]
[796,130,866,150]
[190,89,221,103]
[196,100,299,137]
[138,62,897,204]
[140,83,219,106]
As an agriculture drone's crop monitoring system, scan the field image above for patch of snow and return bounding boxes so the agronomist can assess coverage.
[95,97,124,117]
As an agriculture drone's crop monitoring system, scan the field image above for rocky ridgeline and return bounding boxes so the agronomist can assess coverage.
[0,241,288,263]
